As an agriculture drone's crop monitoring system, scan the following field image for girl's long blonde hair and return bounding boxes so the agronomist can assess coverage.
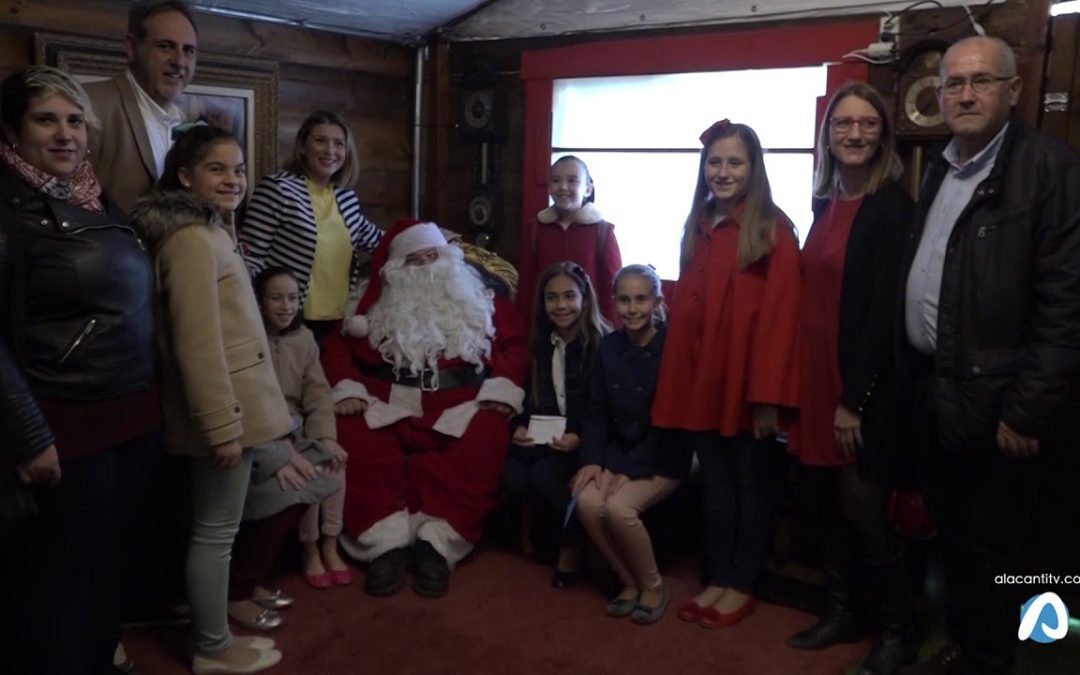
[680,121,788,271]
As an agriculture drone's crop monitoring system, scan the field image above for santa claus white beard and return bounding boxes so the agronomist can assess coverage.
[366,246,495,376]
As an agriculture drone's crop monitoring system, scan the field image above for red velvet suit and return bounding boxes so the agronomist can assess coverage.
[321,295,527,544]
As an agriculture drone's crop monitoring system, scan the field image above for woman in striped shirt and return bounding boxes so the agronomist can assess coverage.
[240,110,382,344]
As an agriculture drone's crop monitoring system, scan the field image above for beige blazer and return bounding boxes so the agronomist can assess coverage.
[133,190,292,456]
[85,74,158,214]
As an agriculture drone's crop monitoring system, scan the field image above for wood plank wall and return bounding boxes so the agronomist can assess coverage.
[0,0,414,227]
[441,1,1048,264]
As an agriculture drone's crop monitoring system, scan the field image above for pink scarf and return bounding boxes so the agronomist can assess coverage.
[0,141,103,213]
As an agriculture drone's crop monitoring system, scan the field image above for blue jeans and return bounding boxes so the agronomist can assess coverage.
[187,451,253,654]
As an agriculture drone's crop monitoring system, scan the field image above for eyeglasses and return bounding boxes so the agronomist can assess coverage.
[829,116,882,133]
[940,74,1013,97]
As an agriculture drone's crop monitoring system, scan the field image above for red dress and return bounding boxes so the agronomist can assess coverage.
[789,195,862,465]
[651,208,800,435]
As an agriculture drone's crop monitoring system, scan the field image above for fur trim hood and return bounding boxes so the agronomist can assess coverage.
[131,189,227,251]
[536,202,603,225]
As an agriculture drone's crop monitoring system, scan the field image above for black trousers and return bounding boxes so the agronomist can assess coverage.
[0,432,158,675]
[912,361,1036,675]
[500,445,581,550]
[692,431,786,592]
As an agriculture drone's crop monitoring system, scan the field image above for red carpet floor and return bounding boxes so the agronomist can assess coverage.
[124,548,869,675]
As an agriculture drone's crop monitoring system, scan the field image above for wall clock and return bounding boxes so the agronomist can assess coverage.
[896,42,950,139]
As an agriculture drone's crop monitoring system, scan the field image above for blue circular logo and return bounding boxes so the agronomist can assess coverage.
[1019,593,1071,644]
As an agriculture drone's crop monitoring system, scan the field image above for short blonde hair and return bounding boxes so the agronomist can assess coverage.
[283,110,359,189]
[1,66,99,140]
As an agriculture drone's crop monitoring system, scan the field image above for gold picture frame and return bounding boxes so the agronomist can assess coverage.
[34,32,280,184]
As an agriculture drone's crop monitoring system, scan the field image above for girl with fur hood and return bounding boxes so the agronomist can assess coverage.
[517,156,622,323]
[134,124,291,675]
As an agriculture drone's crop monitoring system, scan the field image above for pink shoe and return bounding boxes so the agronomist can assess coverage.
[304,571,332,589]
[329,567,354,586]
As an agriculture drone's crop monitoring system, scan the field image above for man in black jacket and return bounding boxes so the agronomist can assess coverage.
[899,36,1080,675]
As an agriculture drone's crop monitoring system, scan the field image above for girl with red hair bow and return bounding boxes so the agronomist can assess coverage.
[652,120,800,629]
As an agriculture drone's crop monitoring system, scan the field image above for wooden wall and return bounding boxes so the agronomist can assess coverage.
[438,0,1049,264]
[0,0,414,227]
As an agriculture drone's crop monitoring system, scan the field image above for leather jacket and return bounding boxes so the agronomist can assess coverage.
[900,119,1080,451]
[0,168,156,407]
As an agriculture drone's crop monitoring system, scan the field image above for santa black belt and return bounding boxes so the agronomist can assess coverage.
[361,363,492,391]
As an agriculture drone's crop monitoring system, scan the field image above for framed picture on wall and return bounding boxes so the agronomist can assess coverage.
[33,32,279,187]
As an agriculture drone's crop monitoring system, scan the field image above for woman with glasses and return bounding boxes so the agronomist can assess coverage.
[786,82,916,675]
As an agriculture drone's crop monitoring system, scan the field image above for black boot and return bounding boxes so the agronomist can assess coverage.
[789,551,866,649]
[413,539,450,598]
[858,557,917,675]
[364,546,411,596]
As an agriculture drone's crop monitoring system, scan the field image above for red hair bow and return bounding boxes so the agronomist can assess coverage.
[699,119,731,146]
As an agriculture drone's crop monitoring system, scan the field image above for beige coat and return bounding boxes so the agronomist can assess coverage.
[133,191,292,455]
[85,74,159,214]
[267,325,336,441]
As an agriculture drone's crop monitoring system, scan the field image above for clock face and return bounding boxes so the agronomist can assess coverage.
[464,90,494,130]
[896,45,950,138]
[904,75,945,128]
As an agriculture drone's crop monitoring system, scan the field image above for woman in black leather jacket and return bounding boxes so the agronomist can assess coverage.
[0,66,158,675]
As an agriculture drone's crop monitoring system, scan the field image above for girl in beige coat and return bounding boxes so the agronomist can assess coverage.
[135,125,291,675]
[254,267,351,588]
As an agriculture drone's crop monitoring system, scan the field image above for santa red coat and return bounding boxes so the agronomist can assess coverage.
[652,208,800,435]
[321,295,527,545]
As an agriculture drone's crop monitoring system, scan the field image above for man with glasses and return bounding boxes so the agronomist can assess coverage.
[899,36,1080,675]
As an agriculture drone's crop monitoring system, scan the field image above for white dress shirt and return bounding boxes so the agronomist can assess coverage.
[125,69,185,179]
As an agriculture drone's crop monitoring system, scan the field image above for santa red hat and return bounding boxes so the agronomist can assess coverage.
[344,218,449,338]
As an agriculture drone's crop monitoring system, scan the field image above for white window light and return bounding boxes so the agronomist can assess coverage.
[1052,1,1080,17]
[551,67,826,279]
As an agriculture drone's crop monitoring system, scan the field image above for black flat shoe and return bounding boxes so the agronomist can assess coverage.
[413,540,450,598]
[365,546,411,596]
[550,568,579,589]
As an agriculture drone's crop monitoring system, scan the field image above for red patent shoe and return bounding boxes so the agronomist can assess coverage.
[677,599,706,623]
[329,567,354,586]
[698,596,756,629]
[304,571,333,589]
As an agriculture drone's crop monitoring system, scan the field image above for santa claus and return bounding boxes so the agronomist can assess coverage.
[322,219,526,597]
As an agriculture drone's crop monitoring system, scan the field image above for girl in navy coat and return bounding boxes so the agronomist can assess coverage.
[500,261,608,586]
[573,265,691,624]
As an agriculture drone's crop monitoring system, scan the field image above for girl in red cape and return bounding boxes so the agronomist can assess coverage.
[652,120,800,629]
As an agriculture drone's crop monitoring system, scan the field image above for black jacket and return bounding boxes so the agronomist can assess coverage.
[581,325,691,480]
[899,120,1080,452]
[814,181,913,481]
[517,332,594,437]
[0,168,155,476]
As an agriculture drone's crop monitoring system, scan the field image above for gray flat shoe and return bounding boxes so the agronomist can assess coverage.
[631,584,669,625]
[605,592,640,618]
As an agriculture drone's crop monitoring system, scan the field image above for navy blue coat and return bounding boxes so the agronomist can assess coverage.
[516,332,593,436]
[581,324,691,480]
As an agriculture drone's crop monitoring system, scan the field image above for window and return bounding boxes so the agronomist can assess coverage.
[551,67,827,279]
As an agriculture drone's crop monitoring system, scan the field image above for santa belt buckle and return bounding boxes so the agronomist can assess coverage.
[419,368,438,392]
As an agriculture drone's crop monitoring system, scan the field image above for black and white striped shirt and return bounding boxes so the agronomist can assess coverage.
[239,171,383,301]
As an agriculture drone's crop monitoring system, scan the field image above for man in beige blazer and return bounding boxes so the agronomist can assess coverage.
[86,0,198,212]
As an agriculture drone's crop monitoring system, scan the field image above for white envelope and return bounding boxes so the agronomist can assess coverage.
[527,415,566,446]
